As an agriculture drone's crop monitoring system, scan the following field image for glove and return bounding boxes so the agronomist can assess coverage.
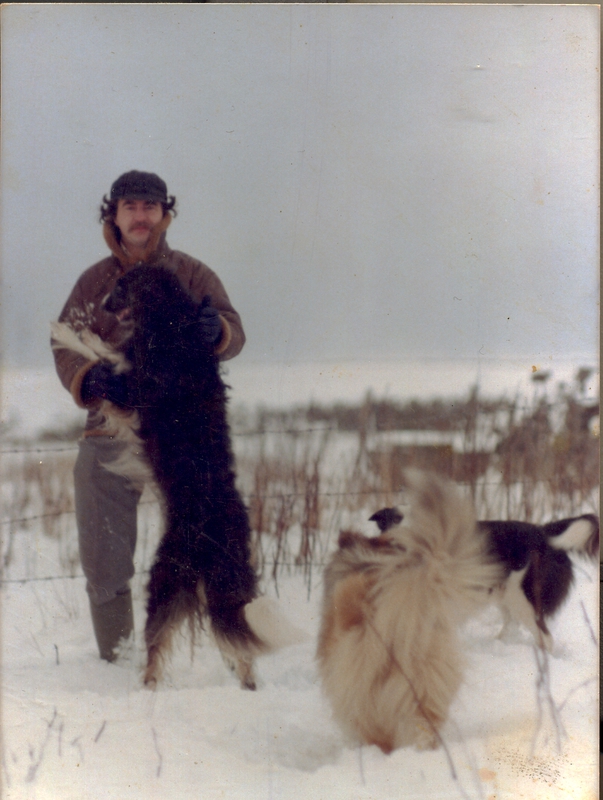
[198,302,222,345]
[81,362,129,406]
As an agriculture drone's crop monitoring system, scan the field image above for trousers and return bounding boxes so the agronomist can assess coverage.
[74,437,142,606]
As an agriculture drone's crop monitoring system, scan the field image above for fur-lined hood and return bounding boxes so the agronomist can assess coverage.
[102,213,173,269]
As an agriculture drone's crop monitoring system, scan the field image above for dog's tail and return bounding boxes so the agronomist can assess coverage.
[207,592,308,649]
[545,514,599,559]
[393,470,503,621]
[243,595,310,651]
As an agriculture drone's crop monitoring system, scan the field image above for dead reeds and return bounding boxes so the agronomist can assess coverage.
[1,368,598,589]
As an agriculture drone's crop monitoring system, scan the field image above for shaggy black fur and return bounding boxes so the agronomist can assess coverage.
[104,264,263,687]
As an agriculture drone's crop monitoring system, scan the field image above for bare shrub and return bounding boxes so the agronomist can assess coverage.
[1,448,79,578]
[1,368,598,590]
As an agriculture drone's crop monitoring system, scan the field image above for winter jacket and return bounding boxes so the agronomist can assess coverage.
[53,213,246,435]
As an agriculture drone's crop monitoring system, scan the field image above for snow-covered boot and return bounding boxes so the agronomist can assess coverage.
[89,590,134,662]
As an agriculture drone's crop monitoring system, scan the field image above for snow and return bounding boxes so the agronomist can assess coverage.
[2,516,598,799]
[1,357,599,441]
[1,360,599,798]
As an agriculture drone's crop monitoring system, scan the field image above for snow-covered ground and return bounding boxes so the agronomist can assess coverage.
[1,359,599,798]
[2,510,598,799]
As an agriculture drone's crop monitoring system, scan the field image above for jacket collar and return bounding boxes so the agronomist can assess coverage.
[103,213,172,269]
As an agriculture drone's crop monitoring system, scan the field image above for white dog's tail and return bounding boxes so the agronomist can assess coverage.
[546,514,599,560]
[391,470,503,623]
[244,596,310,652]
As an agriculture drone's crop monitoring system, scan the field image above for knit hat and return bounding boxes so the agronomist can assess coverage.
[110,171,168,204]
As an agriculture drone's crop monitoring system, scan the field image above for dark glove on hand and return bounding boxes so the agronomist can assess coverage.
[81,362,129,406]
[198,304,222,345]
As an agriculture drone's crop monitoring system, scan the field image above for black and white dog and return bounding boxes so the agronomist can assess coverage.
[54,265,268,688]
[370,503,599,652]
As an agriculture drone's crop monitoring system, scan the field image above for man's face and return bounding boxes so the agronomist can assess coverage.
[114,198,164,250]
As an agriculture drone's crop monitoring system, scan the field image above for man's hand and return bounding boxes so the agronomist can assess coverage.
[198,303,222,345]
[81,362,129,406]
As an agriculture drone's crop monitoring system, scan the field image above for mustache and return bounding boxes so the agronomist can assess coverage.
[128,222,153,232]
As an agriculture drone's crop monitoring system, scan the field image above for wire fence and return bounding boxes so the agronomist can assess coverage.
[0,557,335,586]
[1,393,599,589]
[2,479,590,530]
[0,427,343,454]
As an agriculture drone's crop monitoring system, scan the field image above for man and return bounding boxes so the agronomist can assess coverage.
[53,171,246,663]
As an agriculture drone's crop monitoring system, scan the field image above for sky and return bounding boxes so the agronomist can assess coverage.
[1,3,599,375]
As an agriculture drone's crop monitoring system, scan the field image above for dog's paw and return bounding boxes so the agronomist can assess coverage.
[537,631,554,654]
[236,658,258,691]
[143,665,159,689]
[241,675,257,691]
[221,651,258,690]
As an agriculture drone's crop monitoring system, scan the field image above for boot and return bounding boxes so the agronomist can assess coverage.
[89,590,134,662]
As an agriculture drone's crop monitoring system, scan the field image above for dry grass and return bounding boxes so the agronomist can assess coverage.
[1,374,599,588]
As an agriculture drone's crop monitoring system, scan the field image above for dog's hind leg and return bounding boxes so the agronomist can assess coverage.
[210,602,264,690]
[499,568,553,652]
[144,615,176,688]
[143,560,201,687]
[196,581,259,690]
[198,507,266,689]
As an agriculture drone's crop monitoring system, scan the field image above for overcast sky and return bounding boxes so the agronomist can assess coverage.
[1,4,599,374]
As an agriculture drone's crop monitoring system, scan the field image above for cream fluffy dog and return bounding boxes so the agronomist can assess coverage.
[317,471,503,753]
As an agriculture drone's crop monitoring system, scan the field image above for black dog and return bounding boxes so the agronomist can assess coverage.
[104,265,265,688]
[370,505,599,651]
